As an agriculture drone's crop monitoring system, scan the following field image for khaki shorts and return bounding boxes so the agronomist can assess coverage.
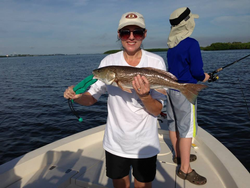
[166,89,198,138]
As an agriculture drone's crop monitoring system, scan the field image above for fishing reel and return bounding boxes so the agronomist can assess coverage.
[208,54,250,83]
[208,72,219,82]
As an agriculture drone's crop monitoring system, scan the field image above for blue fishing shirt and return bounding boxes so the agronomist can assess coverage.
[167,37,205,84]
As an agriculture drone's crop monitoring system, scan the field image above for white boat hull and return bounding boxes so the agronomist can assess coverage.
[0,124,249,188]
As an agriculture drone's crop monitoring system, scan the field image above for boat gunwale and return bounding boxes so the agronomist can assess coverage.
[194,126,249,188]
[0,124,249,188]
[0,125,106,188]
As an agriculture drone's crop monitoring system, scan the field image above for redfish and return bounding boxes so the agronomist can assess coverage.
[92,66,207,104]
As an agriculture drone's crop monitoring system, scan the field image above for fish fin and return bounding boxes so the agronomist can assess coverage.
[155,89,168,95]
[144,67,178,81]
[121,88,132,93]
[106,70,116,85]
[180,84,208,105]
[117,81,132,93]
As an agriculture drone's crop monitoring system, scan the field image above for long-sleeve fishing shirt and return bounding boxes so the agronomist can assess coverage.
[167,37,205,83]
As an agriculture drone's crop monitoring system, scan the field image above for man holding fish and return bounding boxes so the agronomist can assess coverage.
[64,12,167,188]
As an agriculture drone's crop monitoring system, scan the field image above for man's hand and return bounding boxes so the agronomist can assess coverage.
[208,72,219,82]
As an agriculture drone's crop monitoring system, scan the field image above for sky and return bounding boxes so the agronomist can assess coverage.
[0,0,250,55]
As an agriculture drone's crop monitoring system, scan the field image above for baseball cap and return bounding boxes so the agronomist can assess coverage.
[118,12,146,30]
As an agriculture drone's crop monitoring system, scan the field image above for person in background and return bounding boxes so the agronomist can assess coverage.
[166,7,211,185]
[64,12,166,188]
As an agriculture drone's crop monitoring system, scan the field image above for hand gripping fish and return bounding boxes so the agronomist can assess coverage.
[92,66,207,104]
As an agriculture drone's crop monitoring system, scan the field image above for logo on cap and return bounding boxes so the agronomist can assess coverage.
[125,13,137,19]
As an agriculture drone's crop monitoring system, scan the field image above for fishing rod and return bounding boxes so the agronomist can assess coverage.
[208,54,250,82]
[208,54,250,118]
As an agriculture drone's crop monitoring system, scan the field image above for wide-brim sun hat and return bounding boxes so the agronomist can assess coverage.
[118,12,146,30]
[167,7,199,48]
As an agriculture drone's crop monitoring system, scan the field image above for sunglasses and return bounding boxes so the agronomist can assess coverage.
[119,29,145,40]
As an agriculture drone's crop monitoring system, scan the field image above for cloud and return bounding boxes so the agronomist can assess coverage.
[211,15,250,27]
[71,0,89,6]
[0,0,250,55]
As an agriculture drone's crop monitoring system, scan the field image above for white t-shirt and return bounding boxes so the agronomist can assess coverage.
[88,49,166,158]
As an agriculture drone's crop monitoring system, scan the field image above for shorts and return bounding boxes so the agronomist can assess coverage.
[105,151,157,183]
[166,89,198,138]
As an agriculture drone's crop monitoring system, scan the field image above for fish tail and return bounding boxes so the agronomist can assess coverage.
[180,84,208,105]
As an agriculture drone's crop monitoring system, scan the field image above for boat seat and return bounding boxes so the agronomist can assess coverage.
[6,165,78,188]
[71,160,112,188]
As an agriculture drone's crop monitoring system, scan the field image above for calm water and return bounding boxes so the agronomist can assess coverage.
[0,50,249,172]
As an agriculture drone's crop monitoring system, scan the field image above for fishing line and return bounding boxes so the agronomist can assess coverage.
[238,78,250,119]
[0,117,6,126]
[68,99,83,122]
[209,54,250,117]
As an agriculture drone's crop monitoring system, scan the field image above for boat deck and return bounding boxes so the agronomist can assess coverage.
[1,124,249,188]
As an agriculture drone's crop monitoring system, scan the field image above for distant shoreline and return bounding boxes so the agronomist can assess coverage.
[104,42,250,54]
[1,42,249,57]
[0,54,82,58]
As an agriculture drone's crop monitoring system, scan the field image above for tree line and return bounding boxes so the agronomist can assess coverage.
[201,42,250,51]
[104,42,250,54]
